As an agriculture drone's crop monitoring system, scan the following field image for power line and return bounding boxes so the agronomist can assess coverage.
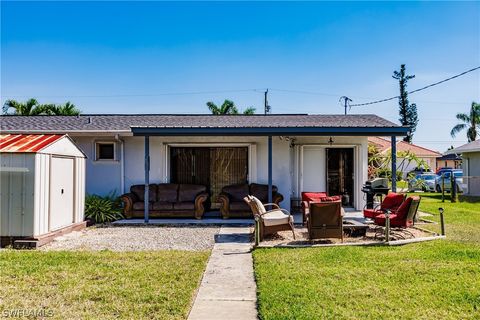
[4,88,266,99]
[349,66,480,107]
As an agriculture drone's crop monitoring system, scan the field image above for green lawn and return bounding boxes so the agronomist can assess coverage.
[254,193,480,320]
[0,250,209,320]
[415,192,480,243]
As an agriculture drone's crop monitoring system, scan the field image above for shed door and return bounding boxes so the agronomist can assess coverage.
[49,157,75,231]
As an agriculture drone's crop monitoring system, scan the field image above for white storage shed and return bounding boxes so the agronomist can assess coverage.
[0,134,87,248]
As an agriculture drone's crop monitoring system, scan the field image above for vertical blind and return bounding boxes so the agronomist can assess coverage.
[170,147,248,203]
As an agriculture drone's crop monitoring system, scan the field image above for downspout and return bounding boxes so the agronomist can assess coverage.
[115,134,125,194]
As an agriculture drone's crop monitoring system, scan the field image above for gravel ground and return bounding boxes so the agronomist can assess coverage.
[40,225,220,251]
[260,226,435,246]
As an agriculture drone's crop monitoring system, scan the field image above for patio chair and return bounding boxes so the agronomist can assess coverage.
[305,201,344,241]
[244,195,295,241]
[300,192,342,225]
[374,196,421,228]
[363,192,406,219]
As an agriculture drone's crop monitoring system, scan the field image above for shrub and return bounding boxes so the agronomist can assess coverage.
[84,191,124,223]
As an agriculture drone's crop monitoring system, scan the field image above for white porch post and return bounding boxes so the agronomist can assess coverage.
[391,136,397,193]
[144,135,150,223]
[268,135,273,203]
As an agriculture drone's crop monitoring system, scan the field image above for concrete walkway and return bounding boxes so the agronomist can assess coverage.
[188,226,257,320]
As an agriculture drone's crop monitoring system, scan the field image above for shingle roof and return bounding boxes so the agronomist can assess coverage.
[0,114,403,134]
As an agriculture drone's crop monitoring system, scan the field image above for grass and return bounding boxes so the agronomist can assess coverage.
[414,192,480,243]
[0,250,209,320]
[254,193,480,320]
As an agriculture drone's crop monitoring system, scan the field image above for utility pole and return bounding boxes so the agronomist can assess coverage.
[264,89,271,115]
[339,96,352,115]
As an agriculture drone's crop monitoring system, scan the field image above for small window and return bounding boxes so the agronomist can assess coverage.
[96,142,116,161]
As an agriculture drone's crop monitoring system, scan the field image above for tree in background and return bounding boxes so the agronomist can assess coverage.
[2,98,46,115]
[3,99,82,116]
[44,102,81,115]
[206,99,255,115]
[393,64,418,143]
[450,101,480,142]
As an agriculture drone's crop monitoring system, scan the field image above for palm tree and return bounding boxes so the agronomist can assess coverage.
[206,100,255,115]
[450,101,480,142]
[2,99,82,116]
[45,102,81,115]
[2,98,47,115]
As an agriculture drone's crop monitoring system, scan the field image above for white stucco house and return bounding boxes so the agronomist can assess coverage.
[447,140,480,196]
[1,114,408,219]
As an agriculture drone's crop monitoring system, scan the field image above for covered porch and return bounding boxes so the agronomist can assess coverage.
[130,119,409,223]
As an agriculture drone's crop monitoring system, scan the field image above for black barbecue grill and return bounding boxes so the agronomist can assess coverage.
[362,178,390,209]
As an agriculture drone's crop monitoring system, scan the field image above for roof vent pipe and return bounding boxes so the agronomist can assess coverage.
[87,116,92,124]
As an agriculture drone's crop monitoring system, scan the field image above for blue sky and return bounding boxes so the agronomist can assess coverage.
[2,1,479,152]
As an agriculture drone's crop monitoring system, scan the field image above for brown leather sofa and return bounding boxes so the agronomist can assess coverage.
[218,183,283,219]
[121,183,208,219]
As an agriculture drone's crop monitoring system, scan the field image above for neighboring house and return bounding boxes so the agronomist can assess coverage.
[368,137,442,178]
[447,140,480,196]
[1,114,408,215]
[436,153,462,171]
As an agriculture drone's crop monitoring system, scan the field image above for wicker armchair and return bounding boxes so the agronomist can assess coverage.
[244,195,295,241]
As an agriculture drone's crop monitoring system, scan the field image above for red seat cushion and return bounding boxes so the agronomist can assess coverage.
[381,193,405,211]
[363,208,383,219]
[392,197,413,220]
[374,213,398,226]
[374,197,414,228]
[319,196,342,202]
[302,192,328,202]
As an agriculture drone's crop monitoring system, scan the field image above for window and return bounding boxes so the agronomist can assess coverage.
[95,142,116,161]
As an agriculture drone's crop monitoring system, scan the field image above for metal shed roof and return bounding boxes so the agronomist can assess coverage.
[0,134,86,158]
[0,134,64,153]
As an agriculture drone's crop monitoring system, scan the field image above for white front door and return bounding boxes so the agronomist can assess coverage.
[49,156,75,231]
[301,146,326,192]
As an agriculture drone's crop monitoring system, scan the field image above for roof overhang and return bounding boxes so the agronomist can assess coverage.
[131,126,410,137]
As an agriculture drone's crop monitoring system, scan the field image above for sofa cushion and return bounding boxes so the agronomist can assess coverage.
[157,184,178,202]
[131,184,157,202]
[133,202,153,210]
[152,201,173,211]
[250,183,278,203]
[178,184,206,202]
[222,184,249,202]
[173,202,195,210]
[230,201,251,211]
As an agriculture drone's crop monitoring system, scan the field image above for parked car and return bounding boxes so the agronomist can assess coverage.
[408,173,437,192]
[436,167,453,174]
[435,169,463,193]
[407,167,433,178]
